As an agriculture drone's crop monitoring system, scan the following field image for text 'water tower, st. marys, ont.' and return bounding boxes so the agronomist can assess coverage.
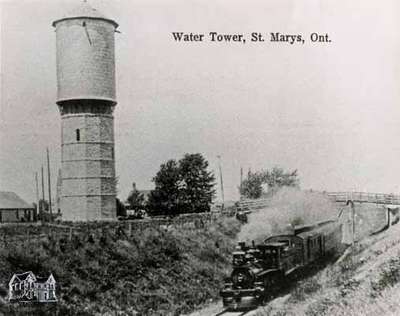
[52,1,119,221]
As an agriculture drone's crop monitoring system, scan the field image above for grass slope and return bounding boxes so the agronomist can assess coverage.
[0,217,240,316]
[256,221,400,316]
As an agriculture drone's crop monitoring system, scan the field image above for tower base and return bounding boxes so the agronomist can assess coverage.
[61,195,116,222]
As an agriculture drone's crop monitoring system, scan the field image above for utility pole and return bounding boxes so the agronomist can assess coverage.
[217,155,225,211]
[41,165,45,219]
[47,148,53,222]
[240,167,243,200]
[35,172,39,220]
[352,202,356,244]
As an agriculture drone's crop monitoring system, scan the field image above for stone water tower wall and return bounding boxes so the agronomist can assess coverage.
[53,2,118,221]
[60,109,116,221]
[55,19,116,103]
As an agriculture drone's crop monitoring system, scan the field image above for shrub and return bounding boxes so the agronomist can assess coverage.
[0,216,240,315]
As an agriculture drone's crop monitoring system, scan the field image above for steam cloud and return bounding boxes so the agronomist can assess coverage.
[238,187,339,243]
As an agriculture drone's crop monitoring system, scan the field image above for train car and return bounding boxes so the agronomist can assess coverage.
[220,220,342,310]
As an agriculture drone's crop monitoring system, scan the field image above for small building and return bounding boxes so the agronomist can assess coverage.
[9,271,57,303]
[0,192,35,223]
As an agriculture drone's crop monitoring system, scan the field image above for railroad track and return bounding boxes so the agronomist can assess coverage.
[214,309,254,316]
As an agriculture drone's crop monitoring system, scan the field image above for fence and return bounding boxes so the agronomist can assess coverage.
[236,198,271,211]
[326,192,400,205]
[0,210,236,247]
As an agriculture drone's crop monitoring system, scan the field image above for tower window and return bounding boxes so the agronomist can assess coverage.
[76,129,80,141]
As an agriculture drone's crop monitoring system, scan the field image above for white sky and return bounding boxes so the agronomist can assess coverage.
[1,0,400,204]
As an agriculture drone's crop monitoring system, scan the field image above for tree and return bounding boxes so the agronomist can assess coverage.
[147,160,181,216]
[239,167,299,199]
[239,171,264,199]
[262,167,299,195]
[179,153,216,213]
[147,154,216,215]
[126,183,145,211]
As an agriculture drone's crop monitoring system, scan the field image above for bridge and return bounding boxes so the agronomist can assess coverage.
[326,192,400,206]
[237,191,400,212]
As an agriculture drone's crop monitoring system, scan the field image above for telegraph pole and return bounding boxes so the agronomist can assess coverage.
[47,148,53,221]
[35,172,39,219]
[352,202,355,244]
[217,155,225,211]
[41,166,45,219]
[240,167,243,200]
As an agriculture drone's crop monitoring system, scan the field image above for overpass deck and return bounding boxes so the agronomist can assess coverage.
[237,191,400,211]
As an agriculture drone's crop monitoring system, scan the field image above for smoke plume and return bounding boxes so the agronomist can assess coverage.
[238,187,338,243]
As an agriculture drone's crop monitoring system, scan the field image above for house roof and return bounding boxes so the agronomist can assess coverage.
[9,272,55,286]
[0,192,33,210]
[36,277,49,283]
[10,271,36,284]
[34,274,56,284]
[52,1,118,28]
[16,272,33,280]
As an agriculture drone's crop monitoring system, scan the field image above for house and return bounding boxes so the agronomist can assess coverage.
[34,274,57,302]
[9,272,36,301]
[0,191,36,223]
[9,272,57,303]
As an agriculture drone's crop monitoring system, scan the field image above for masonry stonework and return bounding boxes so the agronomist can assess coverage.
[55,19,116,103]
[53,2,119,221]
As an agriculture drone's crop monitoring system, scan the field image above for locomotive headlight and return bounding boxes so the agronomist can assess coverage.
[236,272,246,284]
[232,271,249,287]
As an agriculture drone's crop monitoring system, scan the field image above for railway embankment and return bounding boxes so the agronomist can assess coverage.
[255,219,400,316]
[0,216,241,315]
[189,211,400,316]
[189,193,397,316]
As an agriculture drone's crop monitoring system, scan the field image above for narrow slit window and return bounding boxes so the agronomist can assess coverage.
[76,129,80,141]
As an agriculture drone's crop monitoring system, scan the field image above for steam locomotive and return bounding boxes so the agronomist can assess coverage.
[220,220,343,310]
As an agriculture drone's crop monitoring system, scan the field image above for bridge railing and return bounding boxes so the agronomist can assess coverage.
[237,192,400,213]
[326,192,400,205]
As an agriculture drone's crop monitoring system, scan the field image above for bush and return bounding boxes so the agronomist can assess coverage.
[0,216,241,315]
[370,257,400,296]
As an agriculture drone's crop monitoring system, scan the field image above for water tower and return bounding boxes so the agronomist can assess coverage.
[53,1,118,221]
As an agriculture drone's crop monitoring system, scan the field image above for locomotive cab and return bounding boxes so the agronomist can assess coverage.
[258,243,283,269]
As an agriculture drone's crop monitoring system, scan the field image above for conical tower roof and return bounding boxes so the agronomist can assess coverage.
[52,1,118,28]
